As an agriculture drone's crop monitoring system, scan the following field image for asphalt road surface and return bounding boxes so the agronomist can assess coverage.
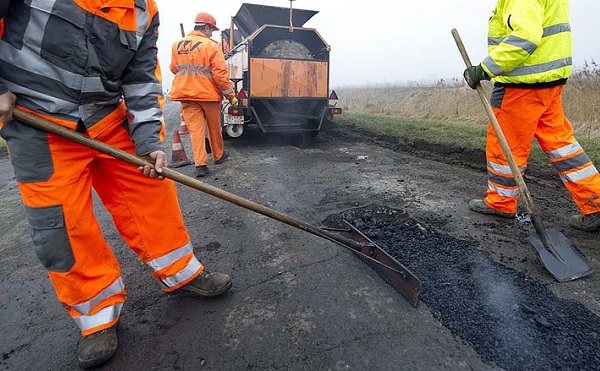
[1,102,600,370]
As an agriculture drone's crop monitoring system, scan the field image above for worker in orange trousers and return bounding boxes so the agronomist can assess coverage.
[169,11,238,178]
[464,0,600,232]
[0,0,232,368]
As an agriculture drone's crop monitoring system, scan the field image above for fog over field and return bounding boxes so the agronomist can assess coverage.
[155,0,600,89]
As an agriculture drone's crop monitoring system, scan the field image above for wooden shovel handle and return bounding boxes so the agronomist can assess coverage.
[451,28,536,215]
[451,29,567,262]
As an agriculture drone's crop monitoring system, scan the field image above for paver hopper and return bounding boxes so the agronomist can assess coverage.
[220,3,341,138]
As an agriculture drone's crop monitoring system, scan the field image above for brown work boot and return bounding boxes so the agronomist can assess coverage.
[77,325,118,369]
[569,212,600,232]
[468,199,515,219]
[180,270,232,297]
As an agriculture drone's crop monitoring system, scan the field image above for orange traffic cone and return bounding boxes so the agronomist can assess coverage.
[168,130,192,168]
[178,113,189,135]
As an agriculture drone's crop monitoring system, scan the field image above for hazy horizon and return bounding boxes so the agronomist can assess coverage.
[155,0,600,90]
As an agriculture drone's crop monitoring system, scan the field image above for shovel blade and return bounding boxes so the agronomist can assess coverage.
[528,228,593,282]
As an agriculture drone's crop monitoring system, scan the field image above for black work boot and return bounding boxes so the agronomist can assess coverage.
[180,270,232,297]
[77,325,118,369]
[214,151,230,164]
[195,165,209,177]
[569,212,600,232]
[468,199,515,218]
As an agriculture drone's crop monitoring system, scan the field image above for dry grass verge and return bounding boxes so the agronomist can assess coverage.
[334,62,600,165]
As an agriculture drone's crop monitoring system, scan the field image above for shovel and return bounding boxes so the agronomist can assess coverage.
[451,28,593,282]
[12,108,421,306]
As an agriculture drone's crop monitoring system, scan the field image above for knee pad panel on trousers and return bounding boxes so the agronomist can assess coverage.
[24,204,75,272]
[0,120,54,182]
[490,85,506,108]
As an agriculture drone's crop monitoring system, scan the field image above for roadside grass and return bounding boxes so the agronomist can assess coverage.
[336,111,487,149]
[337,111,549,165]
[577,137,600,165]
[334,61,600,166]
[0,137,5,152]
[335,111,600,166]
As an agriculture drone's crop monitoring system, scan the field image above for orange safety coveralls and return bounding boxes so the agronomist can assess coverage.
[0,0,204,335]
[169,30,235,166]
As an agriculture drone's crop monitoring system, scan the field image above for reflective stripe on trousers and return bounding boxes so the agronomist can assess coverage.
[6,121,203,335]
[485,85,600,215]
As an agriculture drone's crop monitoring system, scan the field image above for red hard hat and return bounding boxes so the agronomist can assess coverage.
[194,12,219,31]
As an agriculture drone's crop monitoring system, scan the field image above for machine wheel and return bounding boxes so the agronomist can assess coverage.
[224,124,244,138]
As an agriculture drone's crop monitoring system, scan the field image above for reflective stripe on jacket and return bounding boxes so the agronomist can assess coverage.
[0,0,165,156]
[482,0,572,85]
[169,31,234,102]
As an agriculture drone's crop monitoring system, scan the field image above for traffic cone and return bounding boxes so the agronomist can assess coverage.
[178,113,189,135]
[168,130,192,168]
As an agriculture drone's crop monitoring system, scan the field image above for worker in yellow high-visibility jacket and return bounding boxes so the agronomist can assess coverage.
[464,0,600,232]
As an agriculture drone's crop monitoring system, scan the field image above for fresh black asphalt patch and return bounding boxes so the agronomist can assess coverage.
[325,205,600,371]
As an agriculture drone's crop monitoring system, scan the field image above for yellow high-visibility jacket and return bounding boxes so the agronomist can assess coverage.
[482,0,572,86]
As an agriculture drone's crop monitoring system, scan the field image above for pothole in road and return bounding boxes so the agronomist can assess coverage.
[324,205,600,370]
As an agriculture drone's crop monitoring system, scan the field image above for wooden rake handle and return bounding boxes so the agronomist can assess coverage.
[12,108,366,252]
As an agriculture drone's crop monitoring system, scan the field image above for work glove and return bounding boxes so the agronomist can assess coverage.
[463,64,490,89]
[229,97,238,108]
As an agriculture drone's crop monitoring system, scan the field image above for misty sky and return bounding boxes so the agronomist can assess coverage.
[154,0,600,89]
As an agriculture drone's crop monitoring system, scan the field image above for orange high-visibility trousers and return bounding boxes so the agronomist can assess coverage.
[180,101,225,166]
[6,121,204,335]
[485,85,600,215]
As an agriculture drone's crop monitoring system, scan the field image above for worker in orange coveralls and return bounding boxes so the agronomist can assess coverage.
[0,0,232,368]
[464,0,600,232]
[169,11,238,178]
